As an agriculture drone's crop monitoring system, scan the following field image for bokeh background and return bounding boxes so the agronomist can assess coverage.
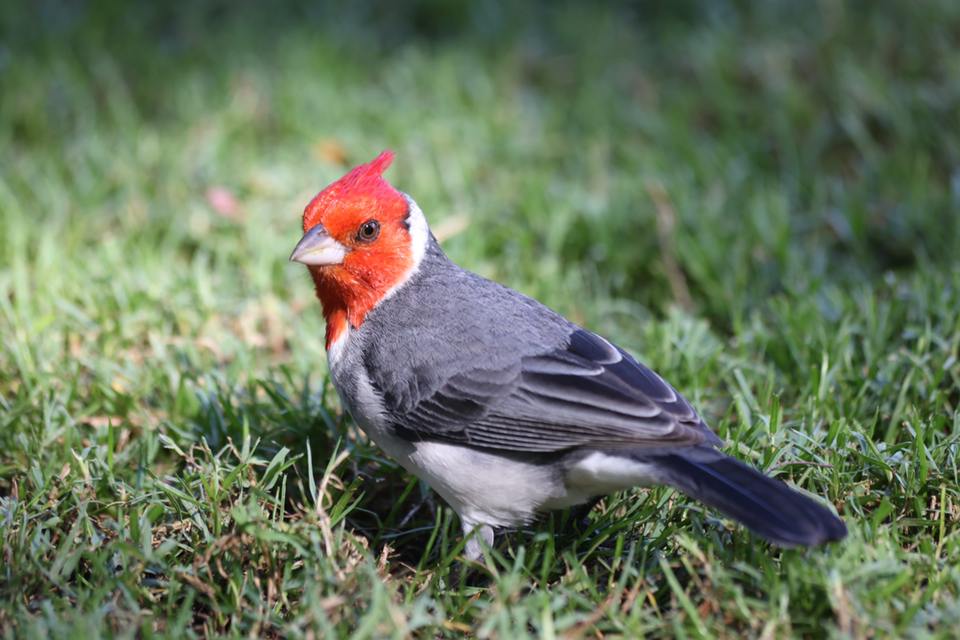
[2,0,959,637]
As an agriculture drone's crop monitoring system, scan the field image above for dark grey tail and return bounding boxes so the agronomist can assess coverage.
[650,449,847,547]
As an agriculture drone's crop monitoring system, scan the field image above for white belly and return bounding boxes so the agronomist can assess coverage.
[326,335,661,527]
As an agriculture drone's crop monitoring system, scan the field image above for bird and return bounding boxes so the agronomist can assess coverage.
[289,150,847,562]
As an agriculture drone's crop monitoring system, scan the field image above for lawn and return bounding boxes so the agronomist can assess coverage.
[2,0,959,637]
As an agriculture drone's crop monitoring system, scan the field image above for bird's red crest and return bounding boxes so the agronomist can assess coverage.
[302,150,405,233]
[300,150,415,349]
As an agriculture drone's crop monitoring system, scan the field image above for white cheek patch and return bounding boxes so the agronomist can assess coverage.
[403,195,430,272]
[377,194,431,306]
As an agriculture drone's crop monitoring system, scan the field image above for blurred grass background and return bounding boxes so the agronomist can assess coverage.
[2,0,959,637]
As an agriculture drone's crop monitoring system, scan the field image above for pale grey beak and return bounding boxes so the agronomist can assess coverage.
[290,224,348,266]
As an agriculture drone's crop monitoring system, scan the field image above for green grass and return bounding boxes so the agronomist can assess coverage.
[2,0,960,637]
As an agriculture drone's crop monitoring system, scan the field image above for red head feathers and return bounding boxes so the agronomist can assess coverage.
[302,150,406,233]
[296,150,416,348]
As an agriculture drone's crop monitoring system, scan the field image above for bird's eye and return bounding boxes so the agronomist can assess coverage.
[357,220,380,243]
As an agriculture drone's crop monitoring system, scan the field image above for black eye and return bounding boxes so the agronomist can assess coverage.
[357,220,380,242]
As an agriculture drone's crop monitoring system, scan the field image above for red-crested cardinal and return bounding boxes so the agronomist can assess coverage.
[290,151,847,561]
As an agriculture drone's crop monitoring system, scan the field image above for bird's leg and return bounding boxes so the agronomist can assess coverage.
[462,520,495,564]
[568,496,603,534]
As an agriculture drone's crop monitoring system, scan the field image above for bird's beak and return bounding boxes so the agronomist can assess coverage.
[289,224,348,266]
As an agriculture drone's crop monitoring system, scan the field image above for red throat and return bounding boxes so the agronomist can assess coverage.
[301,151,414,350]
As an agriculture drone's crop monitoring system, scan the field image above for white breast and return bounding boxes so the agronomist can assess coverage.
[327,332,578,527]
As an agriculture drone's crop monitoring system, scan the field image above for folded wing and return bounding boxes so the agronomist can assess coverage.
[388,329,721,452]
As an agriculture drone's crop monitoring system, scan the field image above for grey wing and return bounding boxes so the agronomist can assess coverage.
[387,329,721,452]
